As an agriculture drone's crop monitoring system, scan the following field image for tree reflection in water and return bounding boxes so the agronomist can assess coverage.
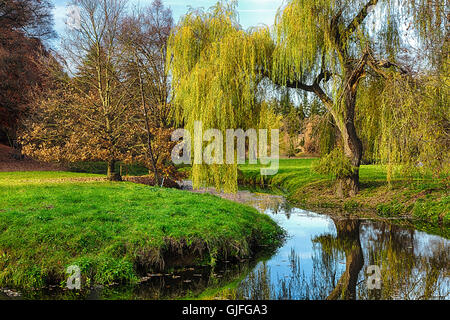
[8,195,447,300]
[225,217,449,300]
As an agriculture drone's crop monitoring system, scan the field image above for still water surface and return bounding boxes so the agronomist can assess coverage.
[2,191,449,300]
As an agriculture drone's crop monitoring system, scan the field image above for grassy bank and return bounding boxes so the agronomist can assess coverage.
[0,172,284,290]
[240,159,449,229]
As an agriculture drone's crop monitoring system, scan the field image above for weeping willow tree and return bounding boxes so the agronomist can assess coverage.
[357,70,449,183]
[355,0,449,182]
[166,1,279,192]
[168,0,448,195]
[269,0,448,196]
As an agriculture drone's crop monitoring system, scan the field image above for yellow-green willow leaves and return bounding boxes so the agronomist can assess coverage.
[358,71,450,182]
[167,0,449,193]
[273,0,338,83]
[167,2,279,192]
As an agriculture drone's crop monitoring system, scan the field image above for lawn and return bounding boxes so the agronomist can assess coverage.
[240,158,388,194]
[0,172,284,289]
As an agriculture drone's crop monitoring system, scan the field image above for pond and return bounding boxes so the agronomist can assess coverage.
[1,190,449,300]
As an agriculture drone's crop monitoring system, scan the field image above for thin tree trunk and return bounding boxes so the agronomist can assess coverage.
[136,61,160,186]
[107,159,122,181]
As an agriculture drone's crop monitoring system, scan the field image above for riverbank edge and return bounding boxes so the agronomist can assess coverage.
[238,173,449,237]
[0,173,286,291]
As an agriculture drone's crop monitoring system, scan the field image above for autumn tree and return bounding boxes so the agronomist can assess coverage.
[0,0,54,146]
[271,92,303,158]
[0,0,54,38]
[21,0,133,181]
[119,0,175,184]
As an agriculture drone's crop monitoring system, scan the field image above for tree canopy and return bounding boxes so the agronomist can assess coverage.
[0,0,55,145]
[167,2,279,192]
[167,0,449,195]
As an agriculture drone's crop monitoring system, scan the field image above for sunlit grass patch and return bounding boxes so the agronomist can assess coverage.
[0,172,284,289]
[239,159,448,227]
[0,171,104,186]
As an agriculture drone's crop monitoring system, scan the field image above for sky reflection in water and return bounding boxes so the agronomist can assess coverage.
[2,192,447,300]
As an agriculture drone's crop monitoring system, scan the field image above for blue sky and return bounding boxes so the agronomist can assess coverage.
[52,0,285,41]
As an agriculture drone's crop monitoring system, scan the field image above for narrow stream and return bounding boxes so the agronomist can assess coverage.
[2,190,449,300]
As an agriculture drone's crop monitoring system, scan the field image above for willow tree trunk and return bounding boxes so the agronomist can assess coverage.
[107,159,122,181]
[336,75,364,198]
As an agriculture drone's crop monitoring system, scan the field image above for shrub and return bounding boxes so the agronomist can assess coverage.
[312,149,355,180]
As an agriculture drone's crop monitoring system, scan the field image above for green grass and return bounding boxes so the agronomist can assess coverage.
[0,172,284,289]
[0,171,103,187]
[239,159,322,192]
[240,158,389,190]
[239,159,449,228]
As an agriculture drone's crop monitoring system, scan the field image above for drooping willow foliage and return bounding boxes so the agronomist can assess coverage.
[409,0,449,69]
[272,0,449,180]
[166,1,279,192]
[272,0,443,122]
[273,0,448,77]
[357,70,449,180]
[167,0,449,191]
[272,0,380,129]
[355,0,449,180]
